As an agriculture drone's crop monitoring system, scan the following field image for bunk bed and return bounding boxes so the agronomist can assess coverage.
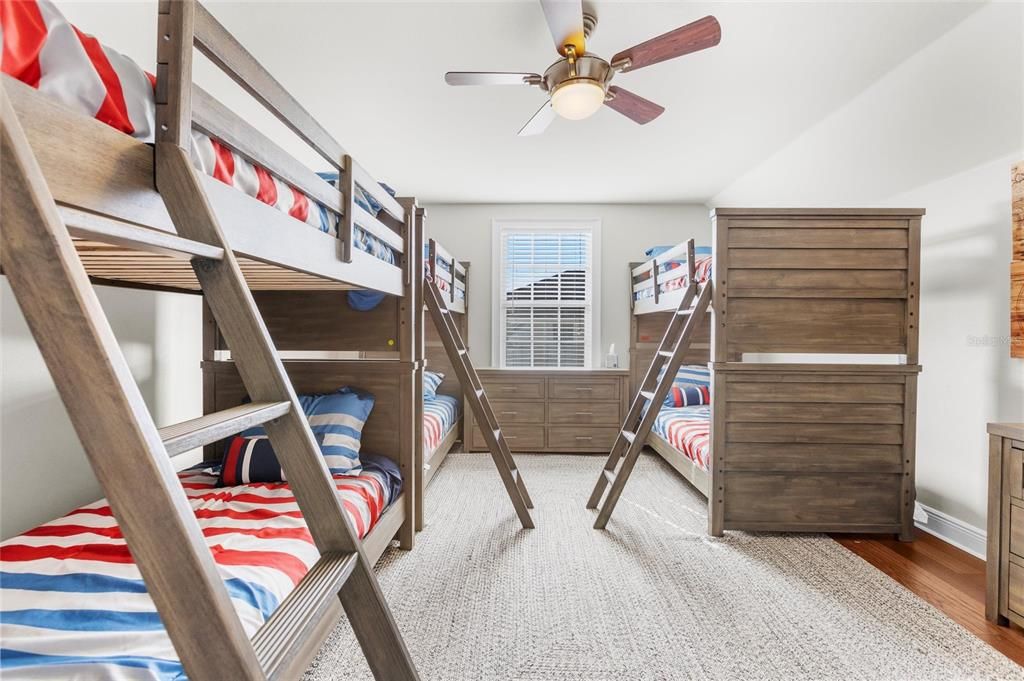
[0,1,419,678]
[421,238,468,488]
[625,209,924,539]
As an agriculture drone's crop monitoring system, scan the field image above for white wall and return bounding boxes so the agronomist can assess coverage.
[423,203,710,368]
[0,0,204,540]
[0,281,203,539]
[712,2,1024,531]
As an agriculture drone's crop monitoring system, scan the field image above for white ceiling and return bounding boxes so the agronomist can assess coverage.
[62,2,1006,204]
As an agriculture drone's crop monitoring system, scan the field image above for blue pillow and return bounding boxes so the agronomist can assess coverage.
[218,433,327,486]
[665,384,710,408]
[655,364,711,407]
[423,371,445,398]
[243,387,374,474]
[348,289,386,311]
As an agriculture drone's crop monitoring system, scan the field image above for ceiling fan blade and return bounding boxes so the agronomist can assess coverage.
[445,72,541,86]
[540,0,585,57]
[604,86,665,125]
[517,100,556,136]
[611,15,721,73]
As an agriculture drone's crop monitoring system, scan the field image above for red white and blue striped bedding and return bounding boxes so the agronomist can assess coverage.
[0,0,395,267]
[651,405,711,471]
[423,394,461,456]
[634,254,713,302]
[0,462,400,680]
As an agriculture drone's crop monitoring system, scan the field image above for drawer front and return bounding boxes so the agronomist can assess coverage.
[548,378,622,401]
[472,425,545,452]
[1010,563,1024,617]
[547,426,620,451]
[1011,448,1024,500]
[548,401,621,425]
[489,400,545,424]
[480,377,545,400]
[1012,504,1024,559]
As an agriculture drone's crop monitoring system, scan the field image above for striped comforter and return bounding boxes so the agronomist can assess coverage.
[634,255,713,302]
[0,0,395,266]
[651,405,711,471]
[424,394,461,457]
[0,465,399,680]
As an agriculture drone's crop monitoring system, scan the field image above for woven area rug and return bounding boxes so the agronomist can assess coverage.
[307,453,1024,680]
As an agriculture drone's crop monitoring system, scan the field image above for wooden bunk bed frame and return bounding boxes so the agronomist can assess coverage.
[422,238,469,490]
[627,208,924,539]
[0,1,421,678]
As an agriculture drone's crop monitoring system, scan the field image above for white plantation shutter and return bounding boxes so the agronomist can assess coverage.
[496,224,597,368]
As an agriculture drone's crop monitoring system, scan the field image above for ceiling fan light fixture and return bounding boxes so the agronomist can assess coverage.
[550,78,605,120]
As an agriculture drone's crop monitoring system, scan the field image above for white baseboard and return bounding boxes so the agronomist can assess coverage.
[914,502,986,560]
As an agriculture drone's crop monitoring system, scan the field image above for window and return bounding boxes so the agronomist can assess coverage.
[492,220,600,368]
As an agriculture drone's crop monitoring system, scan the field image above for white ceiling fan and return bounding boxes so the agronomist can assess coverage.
[445,0,722,135]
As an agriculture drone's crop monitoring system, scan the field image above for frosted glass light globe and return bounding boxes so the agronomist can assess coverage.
[551,79,605,120]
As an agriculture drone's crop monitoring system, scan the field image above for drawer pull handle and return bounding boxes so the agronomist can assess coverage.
[575,412,593,417]
[575,387,593,391]
[506,436,517,440]
[575,436,593,440]
[501,412,518,416]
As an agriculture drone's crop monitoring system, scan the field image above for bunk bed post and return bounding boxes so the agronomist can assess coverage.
[398,196,419,548]
[652,258,660,305]
[201,299,219,461]
[1,83,264,681]
[900,214,923,541]
[415,210,428,532]
[707,211,729,537]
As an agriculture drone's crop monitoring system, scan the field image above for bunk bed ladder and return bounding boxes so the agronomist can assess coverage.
[587,241,713,529]
[2,91,418,681]
[423,279,536,529]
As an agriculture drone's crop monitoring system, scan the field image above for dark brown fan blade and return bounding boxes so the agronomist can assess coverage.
[540,0,585,56]
[604,86,665,125]
[611,16,721,73]
[445,72,541,86]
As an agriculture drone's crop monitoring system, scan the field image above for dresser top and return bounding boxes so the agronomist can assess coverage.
[989,423,1024,440]
[477,367,629,376]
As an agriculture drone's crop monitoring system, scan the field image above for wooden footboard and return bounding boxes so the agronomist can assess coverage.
[707,208,924,539]
[712,364,918,536]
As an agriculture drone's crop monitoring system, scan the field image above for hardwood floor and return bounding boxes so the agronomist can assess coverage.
[835,529,1024,666]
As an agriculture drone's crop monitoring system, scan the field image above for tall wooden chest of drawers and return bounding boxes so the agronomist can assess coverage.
[465,369,629,453]
[986,422,1024,626]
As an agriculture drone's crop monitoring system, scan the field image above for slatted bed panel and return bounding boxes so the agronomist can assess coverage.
[628,305,711,396]
[711,208,922,360]
[709,208,923,538]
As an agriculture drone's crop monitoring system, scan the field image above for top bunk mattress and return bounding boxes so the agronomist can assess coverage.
[0,459,401,680]
[0,0,397,268]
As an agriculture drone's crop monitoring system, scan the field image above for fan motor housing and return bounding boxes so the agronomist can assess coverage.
[542,55,612,96]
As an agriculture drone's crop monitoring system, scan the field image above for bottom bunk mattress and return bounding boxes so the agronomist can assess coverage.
[423,394,462,456]
[652,405,711,471]
[0,455,402,680]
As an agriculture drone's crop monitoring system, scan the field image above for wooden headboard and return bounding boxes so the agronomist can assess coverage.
[711,208,923,362]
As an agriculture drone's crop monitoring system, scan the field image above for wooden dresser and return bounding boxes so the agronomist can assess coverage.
[466,369,629,453]
[986,422,1024,625]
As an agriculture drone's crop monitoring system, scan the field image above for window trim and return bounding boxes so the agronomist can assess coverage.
[490,218,602,369]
